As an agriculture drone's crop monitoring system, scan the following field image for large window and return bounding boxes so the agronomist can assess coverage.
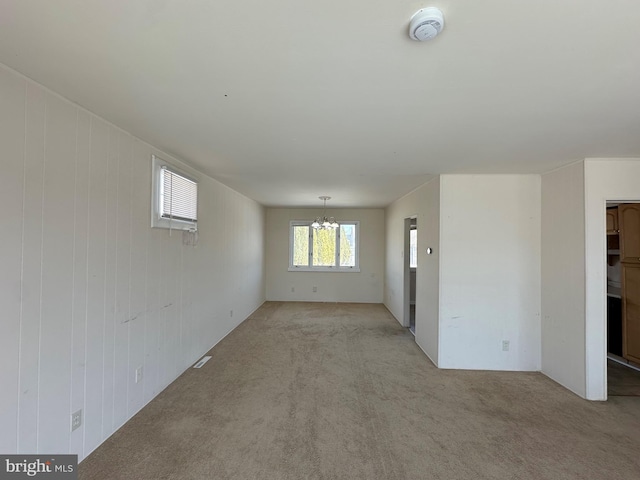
[151,155,198,231]
[289,221,359,271]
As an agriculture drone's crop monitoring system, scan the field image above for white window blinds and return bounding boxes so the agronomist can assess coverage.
[160,166,198,223]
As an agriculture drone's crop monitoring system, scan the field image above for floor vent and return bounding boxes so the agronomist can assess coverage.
[193,356,212,369]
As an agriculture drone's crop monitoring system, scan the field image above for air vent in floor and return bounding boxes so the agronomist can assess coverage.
[193,356,212,368]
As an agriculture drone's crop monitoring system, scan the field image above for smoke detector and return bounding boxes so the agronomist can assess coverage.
[409,7,444,41]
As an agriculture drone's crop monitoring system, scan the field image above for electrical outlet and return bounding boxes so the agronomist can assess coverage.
[291,287,295,293]
[502,340,510,352]
[135,366,143,384]
[230,310,233,317]
[71,409,82,432]
[313,286,317,292]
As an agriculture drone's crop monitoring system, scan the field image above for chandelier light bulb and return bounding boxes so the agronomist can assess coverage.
[312,196,339,230]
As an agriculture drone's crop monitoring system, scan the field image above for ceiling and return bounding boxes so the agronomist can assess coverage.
[1,1,639,207]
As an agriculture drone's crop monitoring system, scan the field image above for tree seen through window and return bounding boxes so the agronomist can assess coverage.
[290,222,358,270]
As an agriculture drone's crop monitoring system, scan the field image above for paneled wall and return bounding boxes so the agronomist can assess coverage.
[0,64,265,460]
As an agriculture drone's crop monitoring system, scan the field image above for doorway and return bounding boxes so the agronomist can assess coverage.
[605,202,640,397]
[403,217,417,334]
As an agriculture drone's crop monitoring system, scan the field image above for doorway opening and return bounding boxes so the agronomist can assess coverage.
[606,202,640,397]
[403,217,417,334]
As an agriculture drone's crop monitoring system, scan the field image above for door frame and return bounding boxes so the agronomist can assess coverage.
[601,200,640,399]
[403,216,417,328]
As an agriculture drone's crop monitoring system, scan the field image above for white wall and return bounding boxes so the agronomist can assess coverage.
[384,178,440,365]
[539,158,640,401]
[438,175,541,371]
[0,64,266,460]
[415,179,441,363]
[541,162,586,397]
[265,208,384,303]
[584,158,640,400]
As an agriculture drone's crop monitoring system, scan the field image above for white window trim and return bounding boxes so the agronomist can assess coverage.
[288,220,360,272]
[151,155,198,231]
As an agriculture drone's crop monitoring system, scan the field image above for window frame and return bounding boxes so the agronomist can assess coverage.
[288,220,360,272]
[151,155,199,231]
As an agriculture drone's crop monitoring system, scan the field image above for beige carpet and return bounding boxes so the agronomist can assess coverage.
[79,302,640,479]
[608,359,640,396]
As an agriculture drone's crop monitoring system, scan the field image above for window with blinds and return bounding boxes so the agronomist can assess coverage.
[160,167,197,222]
[151,155,198,230]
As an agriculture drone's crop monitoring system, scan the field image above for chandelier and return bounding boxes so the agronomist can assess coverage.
[312,196,339,230]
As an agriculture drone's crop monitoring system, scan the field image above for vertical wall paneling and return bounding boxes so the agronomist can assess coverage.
[0,69,25,454]
[144,175,162,402]
[157,231,168,390]
[180,234,193,369]
[17,82,46,453]
[0,63,266,461]
[112,131,132,429]
[84,117,108,454]
[38,93,76,453]
[168,231,181,380]
[101,126,119,436]
[69,109,91,456]
[127,140,148,416]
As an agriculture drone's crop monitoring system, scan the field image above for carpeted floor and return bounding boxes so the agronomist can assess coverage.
[79,302,640,479]
[608,359,640,396]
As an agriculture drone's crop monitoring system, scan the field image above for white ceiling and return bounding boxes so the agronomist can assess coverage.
[1,1,639,207]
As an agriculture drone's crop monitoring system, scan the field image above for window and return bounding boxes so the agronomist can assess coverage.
[410,228,417,268]
[151,155,198,230]
[289,221,359,271]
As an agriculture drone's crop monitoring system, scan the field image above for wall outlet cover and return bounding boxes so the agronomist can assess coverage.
[71,409,82,432]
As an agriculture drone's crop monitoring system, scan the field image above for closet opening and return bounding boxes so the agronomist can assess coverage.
[606,202,640,397]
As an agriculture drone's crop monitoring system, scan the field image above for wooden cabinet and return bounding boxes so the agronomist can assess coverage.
[617,203,640,363]
[619,204,640,263]
[622,264,640,363]
[607,208,619,234]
